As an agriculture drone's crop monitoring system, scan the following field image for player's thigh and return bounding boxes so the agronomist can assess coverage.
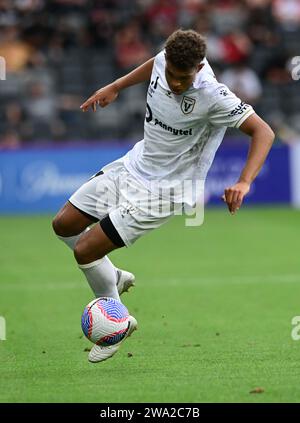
[109,201,175,247]
[68,168,120,227]
[52,201,98,237]
[74,223,120,264]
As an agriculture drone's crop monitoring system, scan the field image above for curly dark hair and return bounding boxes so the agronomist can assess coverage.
[165,29,207,70]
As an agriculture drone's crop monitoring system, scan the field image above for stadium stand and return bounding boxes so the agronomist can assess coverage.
[0,0,299,146]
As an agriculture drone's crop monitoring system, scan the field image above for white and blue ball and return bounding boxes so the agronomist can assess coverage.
[81,297,130,346]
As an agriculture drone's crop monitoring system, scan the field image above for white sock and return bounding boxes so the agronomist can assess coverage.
[79,257,120,301]
[57,227,90,250]
[57,228,120,300]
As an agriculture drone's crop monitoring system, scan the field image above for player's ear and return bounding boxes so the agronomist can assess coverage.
[196,63,205,73]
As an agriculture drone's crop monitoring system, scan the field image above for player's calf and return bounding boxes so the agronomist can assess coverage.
[73,223,119,265]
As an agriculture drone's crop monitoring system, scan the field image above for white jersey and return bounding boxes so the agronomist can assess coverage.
[122,51,254,205]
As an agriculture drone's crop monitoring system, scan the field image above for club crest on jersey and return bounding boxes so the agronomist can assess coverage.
[181,96,196,114]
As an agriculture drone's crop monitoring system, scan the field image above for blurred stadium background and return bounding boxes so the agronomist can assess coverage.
[0,0,300,212]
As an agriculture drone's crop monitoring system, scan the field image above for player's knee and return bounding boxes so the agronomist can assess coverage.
[52,214,70,237]
[52,215,61,235]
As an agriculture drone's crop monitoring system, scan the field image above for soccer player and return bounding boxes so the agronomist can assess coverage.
[52,30,275,363]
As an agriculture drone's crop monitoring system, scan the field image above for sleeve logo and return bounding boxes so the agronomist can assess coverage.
[228,102,250,117]
[220,89,228,96]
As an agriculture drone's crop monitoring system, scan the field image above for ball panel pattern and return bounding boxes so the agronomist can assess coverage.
[81,297,130,346]
[96,298,129,322]
[81,306,93,338]
[96,323,130,346]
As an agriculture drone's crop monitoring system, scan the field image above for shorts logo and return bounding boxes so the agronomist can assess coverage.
[181,96,196,114]
[120,204,138,218]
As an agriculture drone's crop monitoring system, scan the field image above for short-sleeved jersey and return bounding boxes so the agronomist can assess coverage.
[122,51,254,205]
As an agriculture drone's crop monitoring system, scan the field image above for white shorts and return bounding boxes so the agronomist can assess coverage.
[69,159,181,246]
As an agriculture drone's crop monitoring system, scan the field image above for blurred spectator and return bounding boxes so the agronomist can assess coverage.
[272,0,300,31]
[144,0,179,46]
[24,82,57,121]
[220,31,253,65]
[0,129,21,149]
[115,21,152,71]
[3,101,26,135]
[178,0,207,28]
[246,0,275,44]
[220,62,262,104]
[0,25,33,72]
[194,14,224,66]
[209,0,248,34]
[23,82,65,140]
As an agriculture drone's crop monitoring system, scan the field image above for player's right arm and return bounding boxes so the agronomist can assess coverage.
[80,58,154,112]
[208,83,275,214]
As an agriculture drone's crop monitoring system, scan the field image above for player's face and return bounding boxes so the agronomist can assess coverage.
[165,59,203,95]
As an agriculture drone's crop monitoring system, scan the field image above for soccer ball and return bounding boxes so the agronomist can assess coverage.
[81,297,130,346]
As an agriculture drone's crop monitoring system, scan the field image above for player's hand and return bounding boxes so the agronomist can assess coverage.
[80,83,119,112]
[222,181,250,215]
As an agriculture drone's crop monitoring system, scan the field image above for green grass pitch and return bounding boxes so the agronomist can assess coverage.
[0,207,299,403]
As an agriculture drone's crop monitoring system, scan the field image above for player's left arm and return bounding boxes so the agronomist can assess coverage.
[223,113,275,214]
